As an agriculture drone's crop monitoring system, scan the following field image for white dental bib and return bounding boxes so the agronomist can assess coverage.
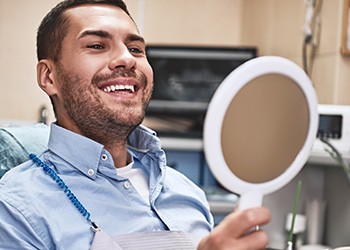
[90,229,201,250]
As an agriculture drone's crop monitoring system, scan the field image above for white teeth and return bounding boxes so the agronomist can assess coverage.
[103,85,135,93]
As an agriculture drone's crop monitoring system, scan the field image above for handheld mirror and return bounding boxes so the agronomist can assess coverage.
[204,56,318,210]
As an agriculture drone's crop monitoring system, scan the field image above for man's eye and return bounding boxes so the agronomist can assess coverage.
[129,47,143,54]
[87,44,104,50]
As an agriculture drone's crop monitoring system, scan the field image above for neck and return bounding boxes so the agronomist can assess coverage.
[104,142,131,168]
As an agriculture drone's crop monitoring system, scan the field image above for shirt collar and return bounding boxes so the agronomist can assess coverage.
[47,123,163,178]
[127,124,161,153]
[48,124,105,178]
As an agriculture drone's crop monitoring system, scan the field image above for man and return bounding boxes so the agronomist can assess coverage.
[0,0,271,249]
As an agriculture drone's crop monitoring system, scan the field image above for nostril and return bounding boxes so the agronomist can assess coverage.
[108,50,137,71]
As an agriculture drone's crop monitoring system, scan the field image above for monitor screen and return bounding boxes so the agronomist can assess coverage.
[144,45,257,138]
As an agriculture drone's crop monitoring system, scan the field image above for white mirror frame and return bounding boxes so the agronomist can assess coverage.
[204,56,319,210]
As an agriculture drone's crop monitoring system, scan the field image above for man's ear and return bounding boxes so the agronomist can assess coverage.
[37,59,58,96]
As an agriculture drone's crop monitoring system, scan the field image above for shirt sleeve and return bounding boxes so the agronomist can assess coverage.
[0,196,49,250]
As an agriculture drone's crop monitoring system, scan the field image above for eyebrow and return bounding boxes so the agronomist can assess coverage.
[78,30,145,44]
[126,33,145,44]
[78,30,112,39]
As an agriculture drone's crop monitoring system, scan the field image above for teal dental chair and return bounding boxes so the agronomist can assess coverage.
[0,123,50,178]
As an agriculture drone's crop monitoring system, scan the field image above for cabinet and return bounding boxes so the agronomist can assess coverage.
[165,149,217,188]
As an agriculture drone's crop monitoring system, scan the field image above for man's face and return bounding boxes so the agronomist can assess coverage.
[51,4,153,142]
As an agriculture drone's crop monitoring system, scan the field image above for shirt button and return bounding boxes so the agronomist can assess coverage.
[101,154,108,161]
[124,181,131,189]
[87,169,95,176]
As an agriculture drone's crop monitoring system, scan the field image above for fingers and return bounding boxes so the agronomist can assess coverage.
[198,228,269,250]
[237,207,271,237]
[197,207,271,250]
[219,207,271,238]
[238,229,269,250]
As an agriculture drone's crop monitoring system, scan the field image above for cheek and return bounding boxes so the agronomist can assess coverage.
[78,61,102,80]
[144,63,154,86]
[67,54,105,78]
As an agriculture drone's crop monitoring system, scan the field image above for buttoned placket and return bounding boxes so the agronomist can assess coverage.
[87,168,95,176]
[123,181,131,189]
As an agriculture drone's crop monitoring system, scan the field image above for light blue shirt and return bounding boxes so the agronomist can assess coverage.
[0,124,213,249]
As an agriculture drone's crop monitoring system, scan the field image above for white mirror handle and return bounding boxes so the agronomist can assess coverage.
[238,190,263,211]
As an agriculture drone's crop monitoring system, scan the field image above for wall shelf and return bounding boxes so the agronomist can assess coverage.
[160,137,350,167]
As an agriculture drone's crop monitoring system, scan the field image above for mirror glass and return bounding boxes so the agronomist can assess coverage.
[221,74,309,183]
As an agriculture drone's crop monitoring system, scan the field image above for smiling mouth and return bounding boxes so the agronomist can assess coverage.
[102,84,136,93]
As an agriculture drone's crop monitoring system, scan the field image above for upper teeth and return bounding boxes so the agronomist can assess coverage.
[103,85,135,93]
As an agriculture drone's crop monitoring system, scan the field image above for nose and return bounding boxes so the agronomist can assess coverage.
[108,46,136,70]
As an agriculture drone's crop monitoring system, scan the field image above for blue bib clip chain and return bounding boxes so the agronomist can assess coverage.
[29,153,100,232]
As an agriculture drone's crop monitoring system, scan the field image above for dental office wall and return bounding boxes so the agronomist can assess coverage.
[1,0,350,249]
[1,0,350,122]
[0,0,243,123]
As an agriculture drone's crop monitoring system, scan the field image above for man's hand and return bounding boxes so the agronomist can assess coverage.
[198,207,271,250]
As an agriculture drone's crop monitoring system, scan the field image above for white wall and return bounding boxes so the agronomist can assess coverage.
[0,0,242,122]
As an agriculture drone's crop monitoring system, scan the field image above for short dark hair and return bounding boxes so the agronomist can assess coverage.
[36,0,132,62]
